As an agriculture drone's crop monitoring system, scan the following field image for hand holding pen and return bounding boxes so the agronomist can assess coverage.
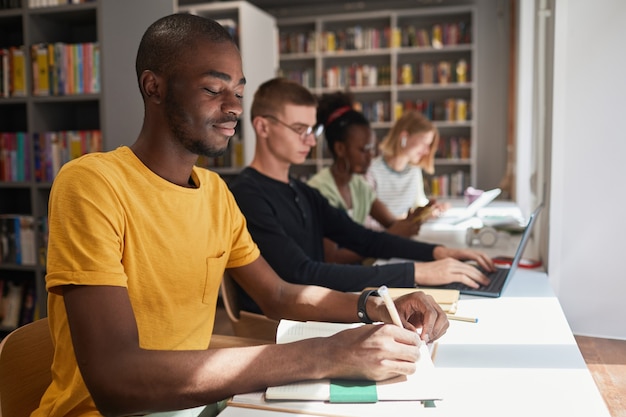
[376,285,449,343]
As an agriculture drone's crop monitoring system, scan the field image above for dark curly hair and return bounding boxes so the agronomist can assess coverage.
[316,91,369,158]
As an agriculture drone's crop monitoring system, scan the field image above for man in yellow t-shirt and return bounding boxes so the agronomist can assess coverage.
[32,13,449,417]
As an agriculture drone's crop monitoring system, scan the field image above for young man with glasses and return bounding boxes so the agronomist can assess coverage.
[229,77,495,314]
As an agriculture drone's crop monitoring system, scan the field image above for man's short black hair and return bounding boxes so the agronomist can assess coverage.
[135,13,237,84]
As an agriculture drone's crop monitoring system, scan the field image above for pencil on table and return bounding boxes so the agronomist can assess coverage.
[446,313,478,323]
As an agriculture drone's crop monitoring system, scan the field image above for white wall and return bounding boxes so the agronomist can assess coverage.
[548,0,626,339]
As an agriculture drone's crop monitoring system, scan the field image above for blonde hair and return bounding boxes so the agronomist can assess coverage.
[378,110,439,174]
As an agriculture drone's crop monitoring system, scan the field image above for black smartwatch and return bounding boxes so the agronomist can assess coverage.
[357,289,379,324]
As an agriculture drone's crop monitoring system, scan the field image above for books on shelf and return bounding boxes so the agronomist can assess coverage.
[279,20,471,55]
[27,0,96,8]
[0,132,30,182]
[427,170,468,198]
[0,215,37,266]
[0,279,38,332]
[32,129,102,182]
[0,46,28,98]
[0,280,24,331]
[30,42,100,97]
[0,0,22,10]
[437,136,471,160]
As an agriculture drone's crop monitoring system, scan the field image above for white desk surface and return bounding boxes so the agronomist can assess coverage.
[420,200,535,259]
[218,201,609,416]
[219,269,611,417]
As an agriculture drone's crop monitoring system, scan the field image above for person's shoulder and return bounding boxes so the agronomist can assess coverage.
[352,173,372,189]
[228,167,258,190]
[56,147,124,180]
[307,167,331,187]
[369,156,385,170]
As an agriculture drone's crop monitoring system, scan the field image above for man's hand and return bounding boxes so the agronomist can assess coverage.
[433,246,495,272]
[387,291,449,342]
[317,324,422,381]
[413,258,491,289]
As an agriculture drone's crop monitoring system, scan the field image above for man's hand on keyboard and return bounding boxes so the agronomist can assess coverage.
[413,258,492,289]
[432,246,496,272]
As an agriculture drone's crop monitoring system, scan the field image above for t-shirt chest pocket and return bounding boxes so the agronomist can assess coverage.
[203,251,228,305]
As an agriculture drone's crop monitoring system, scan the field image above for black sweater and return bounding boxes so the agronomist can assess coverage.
[229,167,438,313]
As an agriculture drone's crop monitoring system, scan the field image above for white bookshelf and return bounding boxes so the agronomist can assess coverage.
[278,6,477,196]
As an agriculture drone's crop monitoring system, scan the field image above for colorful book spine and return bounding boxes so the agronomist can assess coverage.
[9,46,27,97]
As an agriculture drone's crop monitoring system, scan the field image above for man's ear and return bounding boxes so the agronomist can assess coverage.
[252,116,268,137]
[139,70,162,104]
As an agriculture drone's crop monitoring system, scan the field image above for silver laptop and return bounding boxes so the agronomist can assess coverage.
[430,188,502,225]
[428,202,543,297]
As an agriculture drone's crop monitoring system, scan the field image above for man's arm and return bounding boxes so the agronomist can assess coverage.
[230,257,449,337]
[230,175,416,292]
[63,257,448,416]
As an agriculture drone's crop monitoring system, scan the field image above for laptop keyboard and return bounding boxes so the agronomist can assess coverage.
[444,266,508,293]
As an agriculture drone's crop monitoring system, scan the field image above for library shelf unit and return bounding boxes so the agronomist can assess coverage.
[0,0,174,337]
[177,0,277,179]
[277,5,477,196]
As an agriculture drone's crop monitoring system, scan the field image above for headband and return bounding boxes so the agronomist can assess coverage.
[325,105,352,127]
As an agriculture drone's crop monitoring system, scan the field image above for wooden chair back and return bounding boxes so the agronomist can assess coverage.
[0,318,53,417]
[220,272,278,342]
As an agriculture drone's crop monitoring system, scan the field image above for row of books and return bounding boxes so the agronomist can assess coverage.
[282,58,470,89]
[396,98,471,122]
[280,27,392,54]
[0,46,27,98]
[397,22,472,48]
[33,129,102,182]
[279,21,471,54]
[0,42,101,98]
[28,0,95,7]
[0,130,102,183]
[355,100,390,124]
[436,136,471,160]
[0,0,21,10]
[0,132,30,182]
[279,68,315,89]
[427,170,469,198]
[31,42,101,96]
[398,59,470,85]
[322,65,392,89]
[0,279,38,332]
[0,215,37,266]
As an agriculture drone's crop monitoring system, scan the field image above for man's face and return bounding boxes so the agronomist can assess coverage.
[264,104,318,165]
[164,39,245,158]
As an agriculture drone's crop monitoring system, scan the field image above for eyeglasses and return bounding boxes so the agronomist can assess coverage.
[261,114,324,141]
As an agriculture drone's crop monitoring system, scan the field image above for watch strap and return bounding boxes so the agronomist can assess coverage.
[357,289,379,324]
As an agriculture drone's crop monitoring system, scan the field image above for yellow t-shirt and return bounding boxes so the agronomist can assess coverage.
[33,146,260,416]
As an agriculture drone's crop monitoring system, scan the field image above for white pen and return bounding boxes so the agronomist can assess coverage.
[377,285,404,329]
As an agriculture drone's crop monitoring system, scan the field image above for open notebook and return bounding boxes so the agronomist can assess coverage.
[264,320,444,403]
